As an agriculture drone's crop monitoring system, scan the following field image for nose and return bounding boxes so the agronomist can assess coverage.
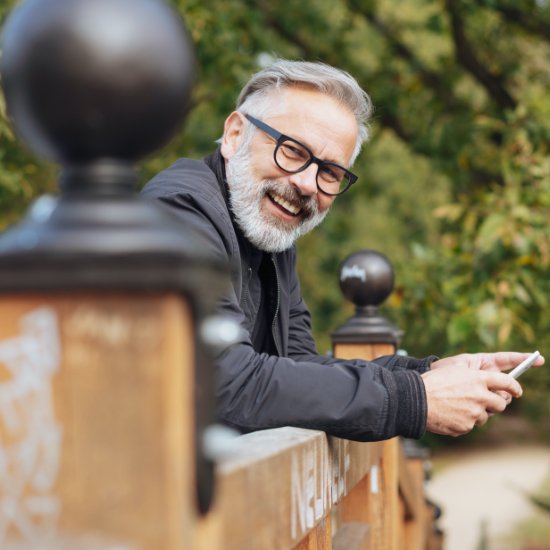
[287,163,318,197]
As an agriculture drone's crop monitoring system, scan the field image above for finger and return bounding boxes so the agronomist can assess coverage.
[475,409,490,427]
[494,390,512,405]
[483,371,523,398]
[484,391,508,413]
[486,352,545,372]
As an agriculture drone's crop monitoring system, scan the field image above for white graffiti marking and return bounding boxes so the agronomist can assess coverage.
[290,439,350,540]
[341,264,367,283]
[370,464,379,494]
[0,308,62,543]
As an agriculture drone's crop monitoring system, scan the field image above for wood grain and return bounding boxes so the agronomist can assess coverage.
[0,294,195,549]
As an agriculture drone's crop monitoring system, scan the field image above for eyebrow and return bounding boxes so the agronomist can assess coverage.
[247,114,350,168]
[282,129,347,167]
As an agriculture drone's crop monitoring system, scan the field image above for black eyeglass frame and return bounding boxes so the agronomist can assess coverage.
[244,114,358,196]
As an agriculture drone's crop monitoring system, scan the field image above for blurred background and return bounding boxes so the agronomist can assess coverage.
[1,0,550,546]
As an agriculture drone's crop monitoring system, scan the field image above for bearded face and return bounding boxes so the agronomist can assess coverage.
[225,141,329,253]
[222,88,359,252]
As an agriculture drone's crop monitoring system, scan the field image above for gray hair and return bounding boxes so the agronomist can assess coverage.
[235,59,373,163]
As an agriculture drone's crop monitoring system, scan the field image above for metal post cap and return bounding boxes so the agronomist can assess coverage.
[1,0,195,163]
[0,0,206,272]
[338,249,394,307]
[332,249,401,345]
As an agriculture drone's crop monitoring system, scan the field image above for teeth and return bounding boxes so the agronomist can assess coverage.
[270,192,300,215]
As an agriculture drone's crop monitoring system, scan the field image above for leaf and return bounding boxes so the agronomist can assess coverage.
[476,213,507,252]
[447,314,474,345]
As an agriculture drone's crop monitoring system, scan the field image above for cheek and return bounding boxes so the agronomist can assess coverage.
[249,148,286,181]
[317,194,335,213]
[248,156,267,182]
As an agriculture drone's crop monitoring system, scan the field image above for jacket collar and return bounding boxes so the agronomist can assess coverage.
[203,147,229,205]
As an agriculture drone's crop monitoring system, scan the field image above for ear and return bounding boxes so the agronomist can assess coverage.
[220,111,246,161]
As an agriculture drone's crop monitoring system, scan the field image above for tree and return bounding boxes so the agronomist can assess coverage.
[1,0,549,412]
[0,2,59,229]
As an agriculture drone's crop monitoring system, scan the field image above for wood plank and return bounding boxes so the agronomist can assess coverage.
[403,458,428,550]
[338,475,369,524]
[333,343,396,362]
[211,427,381,549]
[293,517,332,550]
[398,444,417,520]
[332,522,369,550]
[381,438,400,550]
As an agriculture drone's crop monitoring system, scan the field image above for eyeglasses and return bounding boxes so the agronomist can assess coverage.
[244,114,358,196]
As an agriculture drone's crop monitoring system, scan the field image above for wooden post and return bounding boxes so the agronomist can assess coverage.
[0,2,229,547]
[331,250,404,550]
[0,293,197,548]
[401,438,432,550]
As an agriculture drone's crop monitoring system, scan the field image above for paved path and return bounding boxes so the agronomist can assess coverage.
[426,444,550,550]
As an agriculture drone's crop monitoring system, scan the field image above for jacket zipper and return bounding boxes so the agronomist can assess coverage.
[270,255,282,355]
[241,266,252,310]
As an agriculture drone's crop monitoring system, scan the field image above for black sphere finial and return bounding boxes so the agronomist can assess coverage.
[332,250,401,345]
[338,249,395,308]
[1,0,195,166]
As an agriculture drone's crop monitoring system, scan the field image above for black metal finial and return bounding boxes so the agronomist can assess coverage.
[338,249,395,307]
[332,250,402,345]
[1,0,195,170]
[0,0,204,277]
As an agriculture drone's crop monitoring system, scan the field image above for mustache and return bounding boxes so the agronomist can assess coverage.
[263,180,318,218]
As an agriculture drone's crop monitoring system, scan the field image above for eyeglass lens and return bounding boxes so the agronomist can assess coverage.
[275,139,350,195]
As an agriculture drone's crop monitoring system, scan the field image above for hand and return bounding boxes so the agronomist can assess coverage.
[431,351,545,373]
[421,365,523,437]
[430,351,544,408]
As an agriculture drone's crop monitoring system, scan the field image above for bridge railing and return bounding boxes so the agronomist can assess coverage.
[201,429,442,549]
[192,250,443,550]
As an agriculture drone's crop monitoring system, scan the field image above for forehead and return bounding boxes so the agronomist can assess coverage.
[263,86,358,164]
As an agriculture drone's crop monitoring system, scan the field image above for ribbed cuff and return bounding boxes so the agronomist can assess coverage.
[392,369,427,439]
[417,355,439,374]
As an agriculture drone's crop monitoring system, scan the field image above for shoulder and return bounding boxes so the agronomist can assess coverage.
[141,157,230,232]
[140,157,239,264]
[141,157,220,200]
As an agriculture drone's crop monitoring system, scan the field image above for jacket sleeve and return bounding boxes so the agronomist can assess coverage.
[217,342,427,442]
[284,249,437,374]
[142,169,427,442]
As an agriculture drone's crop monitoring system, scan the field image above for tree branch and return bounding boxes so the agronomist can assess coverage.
[347,1,461,110]
[475,0,550,43]
[445,0,517,111]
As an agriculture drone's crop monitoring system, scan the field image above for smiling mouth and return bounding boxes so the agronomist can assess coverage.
[268,191,302,217]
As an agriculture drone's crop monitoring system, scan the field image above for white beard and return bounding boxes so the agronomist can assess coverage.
[225,146,329,253]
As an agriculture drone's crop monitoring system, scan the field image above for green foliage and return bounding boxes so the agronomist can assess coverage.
[0,1,57,230]
[1,0,550,411]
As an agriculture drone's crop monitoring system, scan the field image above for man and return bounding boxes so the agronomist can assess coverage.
[142,59,542,441]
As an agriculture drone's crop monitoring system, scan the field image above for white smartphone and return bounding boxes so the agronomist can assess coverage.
[508,350,540,379]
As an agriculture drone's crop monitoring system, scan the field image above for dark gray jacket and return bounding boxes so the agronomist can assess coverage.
[141,149,432,441]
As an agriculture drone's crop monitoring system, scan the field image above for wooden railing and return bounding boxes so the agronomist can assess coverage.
[189,252,444,549]
[196,429,442,549]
